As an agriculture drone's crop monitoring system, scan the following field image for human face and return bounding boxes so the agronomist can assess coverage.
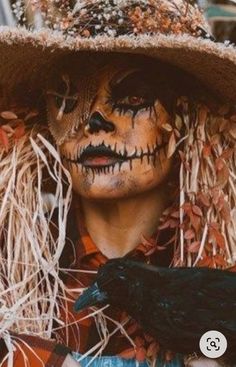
[47,58,175,199]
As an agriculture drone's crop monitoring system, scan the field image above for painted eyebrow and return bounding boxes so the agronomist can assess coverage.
[109,70,156,99]
[110,68,141,85]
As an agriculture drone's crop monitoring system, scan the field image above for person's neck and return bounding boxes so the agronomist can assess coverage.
[78,187,168,259]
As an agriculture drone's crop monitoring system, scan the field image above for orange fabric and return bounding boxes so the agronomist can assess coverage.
[1,334,70,367]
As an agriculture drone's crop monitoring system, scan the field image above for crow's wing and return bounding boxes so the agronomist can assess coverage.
[127,265,236,354]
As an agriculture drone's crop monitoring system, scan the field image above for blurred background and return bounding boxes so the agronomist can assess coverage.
[0,0,236,42]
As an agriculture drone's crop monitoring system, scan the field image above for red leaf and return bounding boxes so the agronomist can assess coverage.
[202,144,211,158]
[144,333,154,343]
[198,105,208,125]
[158,220,171,230]
[215,158,225,171]
[184,229,195,240]
[169,219,179,228]
[221,148,234,160]
[228,265,236,272]
[209,228,226,249]
[170,211,180,219]
[212,189,220,206]
[14,123,25,140]
[197,256,214,267]
[189,214,201,233]
[145,247,157,256]
[162,207,172,216]
[147,342,160,358]
[135,336,145,348]
[221,200,231,223]
[174,128,181,138]
[118,348,136,359]
[214,255,227,267]
[141,234,156,247]
[187,241,200,253]
[192,205,203,217]
[209,222,220,230]
[216,165,230,186]
[0,128,9,150]
[182,202,192,214]
[125,321,140,336]
[198,192,210,207]
[136,347,146,362]
[0,111,17,120]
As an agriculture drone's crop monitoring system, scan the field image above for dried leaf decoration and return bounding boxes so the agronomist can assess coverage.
[167,132,176,158]
[209,225,226,250]
[192,205,203,217]
[187,241,200,253]
[160,101,236,269]
[0,107,34,152]
[14,121,26,140]
[0,111,18,120]
[162,123,173,132]
[184,229,195,240]
[202,144,211,158]
[0,127,9,151]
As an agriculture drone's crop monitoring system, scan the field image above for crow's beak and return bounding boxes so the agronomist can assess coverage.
[74,282,108,312]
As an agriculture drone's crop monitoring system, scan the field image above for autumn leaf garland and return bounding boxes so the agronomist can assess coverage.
[155,99,236,269]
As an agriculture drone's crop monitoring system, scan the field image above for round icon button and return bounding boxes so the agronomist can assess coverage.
[199,330,227,358]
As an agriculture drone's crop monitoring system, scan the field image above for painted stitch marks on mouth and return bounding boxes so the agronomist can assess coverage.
[62,141,167,174]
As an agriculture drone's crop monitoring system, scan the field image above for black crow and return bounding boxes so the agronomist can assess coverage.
[74,258,236,361]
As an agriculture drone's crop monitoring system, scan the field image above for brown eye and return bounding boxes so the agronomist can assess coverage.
[121,96,146,106]
[128,96,145,105]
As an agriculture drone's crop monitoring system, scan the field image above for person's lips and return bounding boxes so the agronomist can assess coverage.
[83,156,121,166]
[79,144,125,167]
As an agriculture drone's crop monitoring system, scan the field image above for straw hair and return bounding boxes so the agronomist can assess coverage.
[160,99,236,269]
[0,116,72,359]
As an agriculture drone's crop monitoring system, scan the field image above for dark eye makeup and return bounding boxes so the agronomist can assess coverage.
[107,69,176,118]
[108,71,161,117]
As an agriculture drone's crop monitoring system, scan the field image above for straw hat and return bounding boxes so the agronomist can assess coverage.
[0,0,236,102]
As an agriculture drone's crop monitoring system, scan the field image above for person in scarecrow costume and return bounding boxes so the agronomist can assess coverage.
[0,1,236,367]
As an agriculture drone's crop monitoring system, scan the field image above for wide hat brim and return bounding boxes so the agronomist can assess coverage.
[0,26,236,103]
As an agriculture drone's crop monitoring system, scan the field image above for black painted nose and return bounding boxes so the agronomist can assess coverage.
[87,112,115,134]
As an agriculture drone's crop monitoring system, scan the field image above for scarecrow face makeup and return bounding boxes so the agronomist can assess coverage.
[47,59,175,199]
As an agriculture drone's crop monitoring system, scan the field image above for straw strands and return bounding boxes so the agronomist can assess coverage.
[158,99,236,269]
[0,115,134,365]
[0,117,73,361]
